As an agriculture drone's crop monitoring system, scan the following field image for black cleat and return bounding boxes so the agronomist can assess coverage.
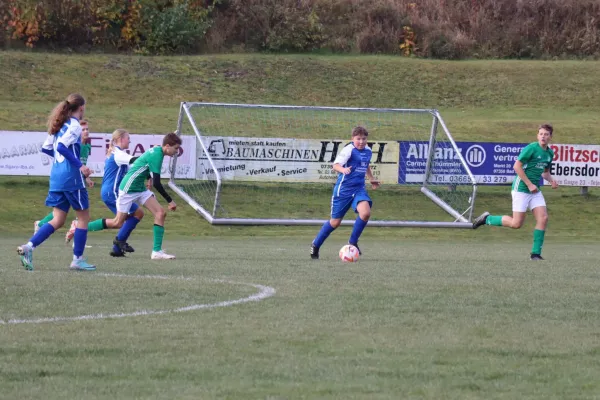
[530,253,545,261]
[472,212,490,229]
[110,249,126,257]
[349,242,362,255]
[124,242,135,253]
[310,244,320,259]
[113,237,128,253]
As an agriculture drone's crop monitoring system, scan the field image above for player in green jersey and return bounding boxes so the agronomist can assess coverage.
[473,124,559,260]
[112,132,181,260]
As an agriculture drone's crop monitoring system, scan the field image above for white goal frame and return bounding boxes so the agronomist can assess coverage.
[169,102,480,228]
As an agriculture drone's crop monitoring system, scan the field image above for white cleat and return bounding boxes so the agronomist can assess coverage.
[151,250,176,260]
[34,221,40,235]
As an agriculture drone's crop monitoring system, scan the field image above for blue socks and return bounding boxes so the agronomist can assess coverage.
[73,228,88,258]
[313,221,336,248]
[30,223,56,247]
[116,216,140,242]
[349,217,368,245]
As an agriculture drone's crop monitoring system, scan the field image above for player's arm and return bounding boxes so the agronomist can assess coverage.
[513,160,537,192]
[41,135,55,157]
[333,145,353,174]
[150,172,176,210]
[366,166,380,189]
[56,123,91,176]
[542,168,559,189]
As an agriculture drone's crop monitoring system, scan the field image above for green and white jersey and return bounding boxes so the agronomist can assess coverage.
[119,146,164,193]
[512,142,554,193]
[80,143,91,165]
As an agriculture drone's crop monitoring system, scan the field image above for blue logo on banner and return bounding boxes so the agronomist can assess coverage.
[399,141,528,185]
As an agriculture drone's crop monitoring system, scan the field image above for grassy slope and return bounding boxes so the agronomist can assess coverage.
[1,52,600,142]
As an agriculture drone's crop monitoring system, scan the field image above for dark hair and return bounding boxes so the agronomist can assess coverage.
[80,119,88,126]
[47,93,86,135]
[539,124,553,135]
[352,126,369,137]
[163,132,182,147]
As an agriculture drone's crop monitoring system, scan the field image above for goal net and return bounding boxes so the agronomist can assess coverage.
[169,102,480,228]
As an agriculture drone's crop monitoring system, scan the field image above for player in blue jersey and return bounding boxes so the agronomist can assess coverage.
[17,93,95,271]
[77,129,145,257]
[310,126,380,259]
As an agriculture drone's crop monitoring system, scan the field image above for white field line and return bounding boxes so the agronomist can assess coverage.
[0,273,276,325]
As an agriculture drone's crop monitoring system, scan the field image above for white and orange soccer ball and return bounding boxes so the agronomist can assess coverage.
[339,244,360,262]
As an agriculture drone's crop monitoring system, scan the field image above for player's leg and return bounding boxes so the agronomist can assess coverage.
[310,195,351,259]
[477,191,528,229]
[348,191,372,255]
[115,205,144,253]
[18,206,68,271]
[34,210,54,234]
[67,190,96,271]
[530,193,548,260]
[142,193,175,260]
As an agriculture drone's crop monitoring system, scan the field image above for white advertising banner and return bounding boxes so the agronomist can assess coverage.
[546,144,600,186]
[197,136,400,184]
[0,131,196,179]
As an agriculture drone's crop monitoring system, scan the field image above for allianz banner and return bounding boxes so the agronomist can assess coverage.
[197,136,399,183]
[0,131,196,178]
[399,141,600,186]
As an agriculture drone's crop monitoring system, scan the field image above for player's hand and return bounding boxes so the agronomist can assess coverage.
[527,182,539,193]
[551,180,559,189]
[341,166,352,175]
[80,165,92,178]
[168,201,177,211]
[370,180,381,189]
[86,177,95,188]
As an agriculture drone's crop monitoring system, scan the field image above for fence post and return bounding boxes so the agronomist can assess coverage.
[580,186,589,195]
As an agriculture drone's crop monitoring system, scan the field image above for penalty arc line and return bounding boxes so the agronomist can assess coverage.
[0,273,276,325]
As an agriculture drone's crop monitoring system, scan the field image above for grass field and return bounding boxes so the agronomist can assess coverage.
[2,236,600,399]
[2,51,600,398]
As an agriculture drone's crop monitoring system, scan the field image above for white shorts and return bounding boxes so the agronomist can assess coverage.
[116,190,154,213]
[511,190,546,213]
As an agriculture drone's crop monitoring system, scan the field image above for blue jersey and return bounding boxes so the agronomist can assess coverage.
[101,146,133,201]
[332,143,372,197]
[49,118,84,192]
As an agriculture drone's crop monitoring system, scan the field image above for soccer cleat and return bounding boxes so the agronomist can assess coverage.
[65,219,77,243]
[113,237,128,253]
[69,257,96,271]
[124,242,135,252]
[349,242,362,255]
[110,248,126,257]
[34,221,41,235]
[310,244,320,260]
[17,244,34,271]
[472,212,490,229]
[151,250,176,260]
[530,253,545,261]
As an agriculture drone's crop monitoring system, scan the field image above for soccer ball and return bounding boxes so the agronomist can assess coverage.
[339,244,360,262]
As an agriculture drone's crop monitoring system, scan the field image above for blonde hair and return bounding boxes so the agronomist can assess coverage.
[47,93,86,135]
[106,129,129,156]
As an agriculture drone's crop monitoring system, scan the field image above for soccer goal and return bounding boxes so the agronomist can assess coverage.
[168,102,481,228]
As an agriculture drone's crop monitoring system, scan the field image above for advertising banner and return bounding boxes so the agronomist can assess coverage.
[0,131,196,179]
[197,137,400,184]
[547,144,600,186]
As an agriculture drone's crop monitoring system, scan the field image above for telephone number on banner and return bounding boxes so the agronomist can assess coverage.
[405,174,513,184]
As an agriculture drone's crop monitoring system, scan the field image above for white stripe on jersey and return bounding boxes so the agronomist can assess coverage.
[122,165,148,193]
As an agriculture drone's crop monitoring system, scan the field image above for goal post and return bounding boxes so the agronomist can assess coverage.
[168,102,482,228]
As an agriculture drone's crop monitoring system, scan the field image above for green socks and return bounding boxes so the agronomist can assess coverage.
[486,215,503,226]
[153,224,165,252]
[38,212,54,227]
[88,219,106,232]
[532,229,545,255]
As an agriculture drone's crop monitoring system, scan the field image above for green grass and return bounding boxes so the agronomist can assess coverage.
[1,52,600,142]
[2,237,600,399]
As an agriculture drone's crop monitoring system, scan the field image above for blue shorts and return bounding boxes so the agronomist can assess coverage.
[46,189,89,212]
[102,195,139,215]
[330,189,372,219]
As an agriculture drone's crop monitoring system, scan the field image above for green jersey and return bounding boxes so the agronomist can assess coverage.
[511,142,554,193]
[119,146,164,193]
[80,143,92,165]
